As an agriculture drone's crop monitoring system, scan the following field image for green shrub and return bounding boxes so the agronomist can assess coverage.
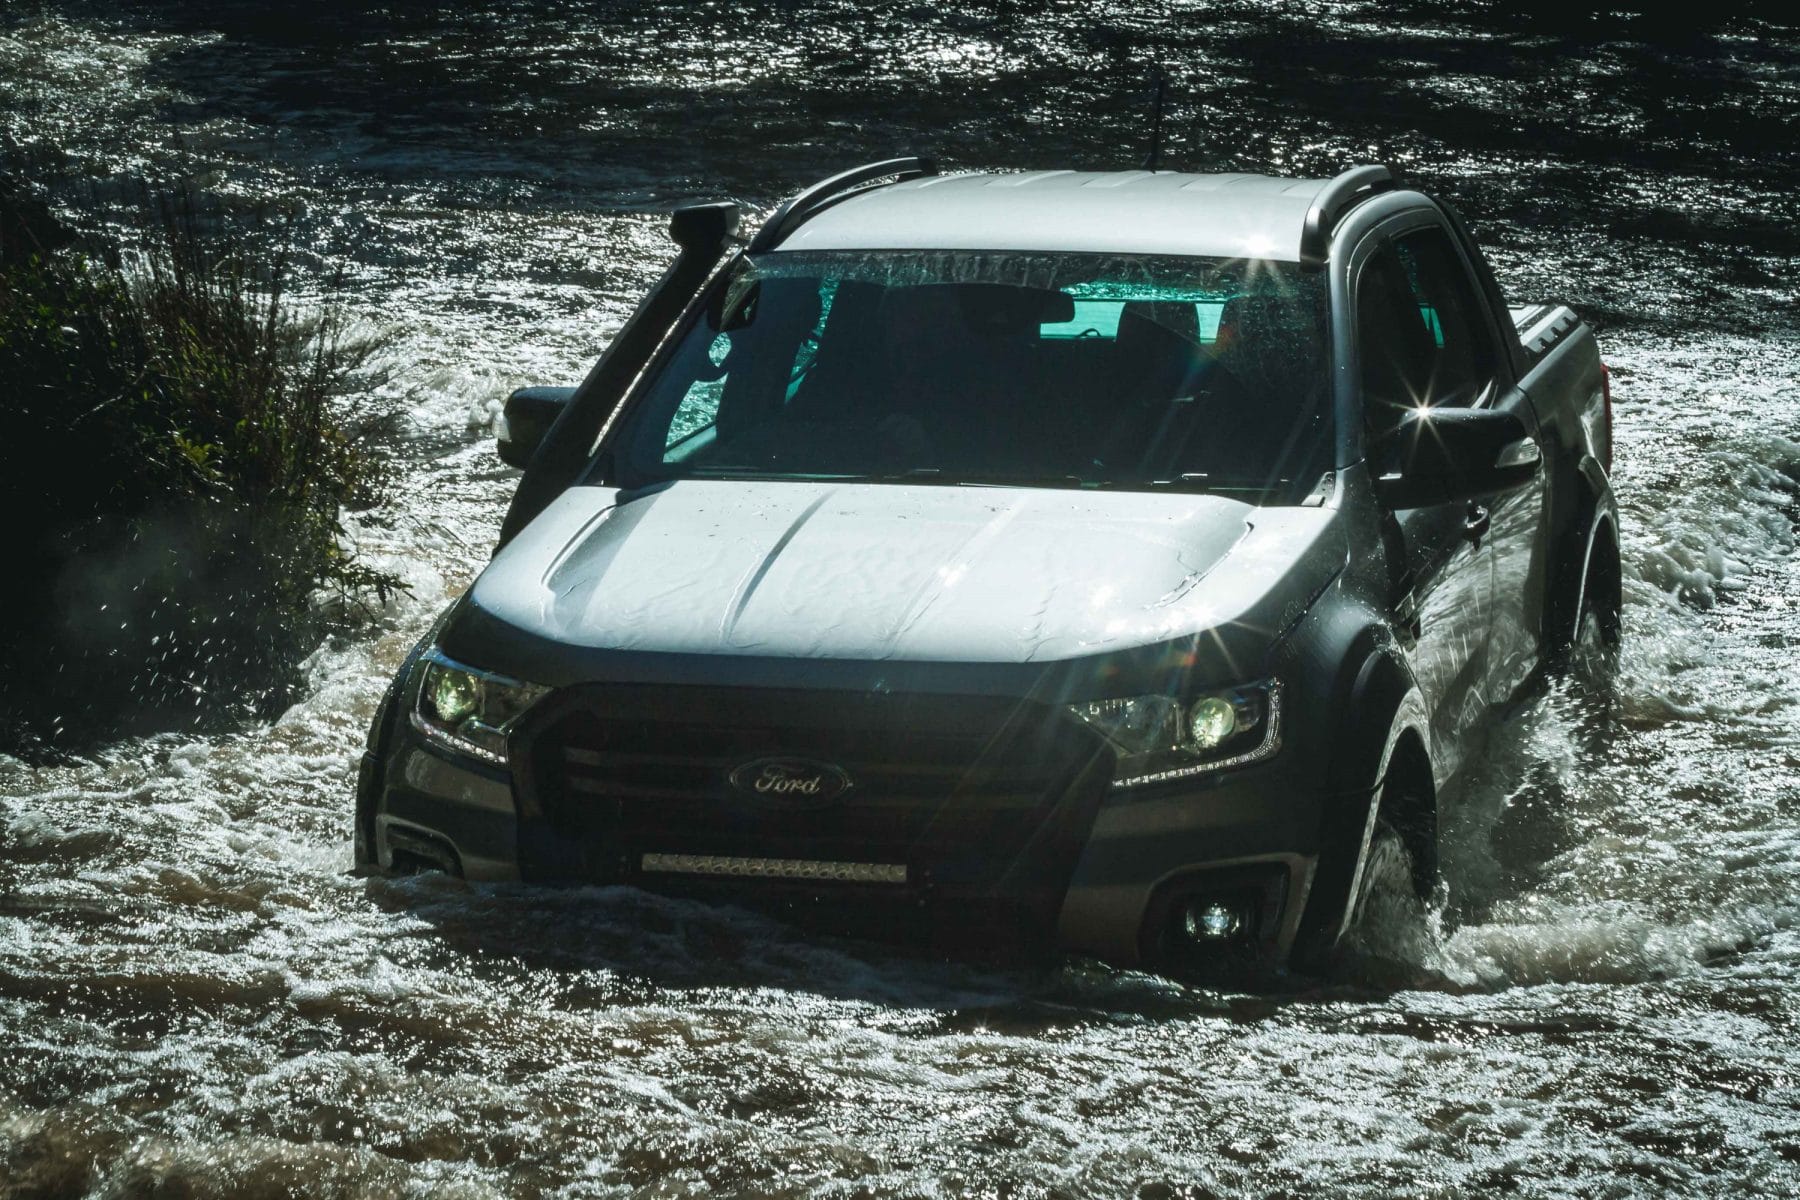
[0,183,403,750]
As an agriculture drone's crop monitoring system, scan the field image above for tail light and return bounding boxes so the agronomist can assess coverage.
[1599,362,1613,472]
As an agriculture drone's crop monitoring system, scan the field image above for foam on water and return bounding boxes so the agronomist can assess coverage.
[5,4,1800,1195]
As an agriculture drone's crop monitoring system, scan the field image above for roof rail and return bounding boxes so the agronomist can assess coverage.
[1298,165,1397,269]
[747,156,937,253]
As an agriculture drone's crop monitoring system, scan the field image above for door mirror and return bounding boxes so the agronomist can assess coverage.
[1371,406,1540,509]
[711,273,760,332]
[497,386,576,469]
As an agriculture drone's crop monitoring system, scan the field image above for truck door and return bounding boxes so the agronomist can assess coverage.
[1437,212,1549,705]
[1355,225,1500,771]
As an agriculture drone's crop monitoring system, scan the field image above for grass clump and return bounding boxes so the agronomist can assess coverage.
[0,178,403,750]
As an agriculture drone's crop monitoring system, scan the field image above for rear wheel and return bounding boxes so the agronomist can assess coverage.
[1554,523,1621,696]
[1568,591,1620,699]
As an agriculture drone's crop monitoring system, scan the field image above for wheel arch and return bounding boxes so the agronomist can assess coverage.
[356,603,463,869]
[1574,507,1622,642]
[1296,640,1434,955]
[1549,455,1620,656]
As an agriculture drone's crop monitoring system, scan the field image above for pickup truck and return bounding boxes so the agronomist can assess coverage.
[354,160,1618,978]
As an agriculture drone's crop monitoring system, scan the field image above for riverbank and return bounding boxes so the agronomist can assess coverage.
[2,5,1798,1196]
[0,178,400,750]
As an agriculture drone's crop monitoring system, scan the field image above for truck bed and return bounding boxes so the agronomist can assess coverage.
[1511,304,1584,369]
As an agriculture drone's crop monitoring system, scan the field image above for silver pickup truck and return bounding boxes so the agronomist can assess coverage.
[355,161,1617,979]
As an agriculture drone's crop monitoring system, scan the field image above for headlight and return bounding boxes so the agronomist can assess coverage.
[1068,680,1281,788]
[410,649,549,766]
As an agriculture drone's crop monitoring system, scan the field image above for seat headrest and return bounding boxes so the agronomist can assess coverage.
[881,283,1073,337]
[1120,300,1200,346]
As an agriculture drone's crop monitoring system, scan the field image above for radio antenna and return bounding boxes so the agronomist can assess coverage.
[1142,67,1166,171]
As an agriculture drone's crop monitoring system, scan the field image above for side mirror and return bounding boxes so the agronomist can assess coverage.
[1371,406,1541,509]
[497,386,576,469]
[711,274,760,332]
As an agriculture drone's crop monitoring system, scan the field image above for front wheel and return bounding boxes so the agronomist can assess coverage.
[1347,823,1418,937]
[1567,594,1620,700]
[1294,779,1436,978]
[1335,818,1439,974]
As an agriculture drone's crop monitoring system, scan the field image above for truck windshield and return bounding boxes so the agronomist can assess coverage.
[604,250,1331,502]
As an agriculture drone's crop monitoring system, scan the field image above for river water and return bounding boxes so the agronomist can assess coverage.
[3,3,1799,1196]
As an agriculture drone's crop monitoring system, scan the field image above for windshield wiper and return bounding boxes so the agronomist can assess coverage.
[1141,473,1215,491]
[876,469,1089,489]
[1138,474,1284,493]
[684,467,874,481]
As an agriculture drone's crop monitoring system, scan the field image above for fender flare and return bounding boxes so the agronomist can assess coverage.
[354,603,462,868]
[1573,454,1611,511]
[1571,504,1620,632]
[1298,645,1432,952]
[1552,456,1620,654]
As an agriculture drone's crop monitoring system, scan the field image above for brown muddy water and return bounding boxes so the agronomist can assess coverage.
[3,3,1800,1196]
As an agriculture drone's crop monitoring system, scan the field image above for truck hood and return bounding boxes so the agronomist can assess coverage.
[466,481,1334,665]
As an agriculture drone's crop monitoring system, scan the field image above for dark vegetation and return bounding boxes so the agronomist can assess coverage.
[0,176,402,752]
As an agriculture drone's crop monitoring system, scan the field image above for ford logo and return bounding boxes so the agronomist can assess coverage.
[728,757,853,806]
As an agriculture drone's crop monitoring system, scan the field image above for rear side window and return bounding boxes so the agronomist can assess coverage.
[1040,299,1125,340]
[1357,226,1498,438]
[1036,298,1231,345]
[1039,299,1226,343]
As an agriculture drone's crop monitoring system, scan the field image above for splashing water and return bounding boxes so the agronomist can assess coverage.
[4,4,1800,1195]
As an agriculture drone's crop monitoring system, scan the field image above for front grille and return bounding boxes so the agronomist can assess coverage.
[511,684,1110,941]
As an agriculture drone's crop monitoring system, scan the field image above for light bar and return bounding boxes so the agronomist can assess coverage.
[641,853,908,885]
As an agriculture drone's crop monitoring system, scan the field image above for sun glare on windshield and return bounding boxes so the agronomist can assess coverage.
[608,251,1332,503]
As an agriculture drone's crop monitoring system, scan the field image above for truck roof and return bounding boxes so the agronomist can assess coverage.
[773,170,1337,263]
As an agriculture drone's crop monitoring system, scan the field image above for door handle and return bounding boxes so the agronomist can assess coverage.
[1392,589,1422,644]
[1462,502,1490,547]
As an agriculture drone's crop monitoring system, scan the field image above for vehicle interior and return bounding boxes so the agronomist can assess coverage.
[615,253,1334,503]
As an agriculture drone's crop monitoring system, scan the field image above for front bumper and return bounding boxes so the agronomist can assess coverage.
[1055,768,1320,968]
[360,681,1337,971]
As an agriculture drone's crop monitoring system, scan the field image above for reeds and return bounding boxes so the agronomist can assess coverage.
[0,180,403,750]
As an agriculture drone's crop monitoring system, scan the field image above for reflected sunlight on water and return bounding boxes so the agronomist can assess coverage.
[3,2,1799,1195]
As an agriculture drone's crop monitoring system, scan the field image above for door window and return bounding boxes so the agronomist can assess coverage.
[1358,226,1499,441]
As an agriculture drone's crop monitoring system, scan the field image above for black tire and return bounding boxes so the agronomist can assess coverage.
[1293,787,1434,977]
[1326,817,1437,985]
[1568,593,1620,699]
[1292,660,1437,979]
[1553,524,1621,693]
[1347,823,1418,936]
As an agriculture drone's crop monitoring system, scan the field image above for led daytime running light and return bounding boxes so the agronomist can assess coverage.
[1070,680,1282,789]
[411,650,549,766]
